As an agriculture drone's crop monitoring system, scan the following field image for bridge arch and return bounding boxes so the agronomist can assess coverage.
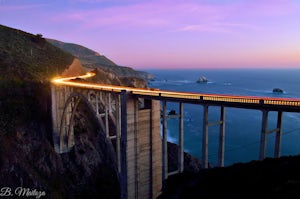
[58,91,119,174]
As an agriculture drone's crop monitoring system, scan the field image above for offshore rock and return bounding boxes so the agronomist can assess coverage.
[273,88,284,93]
[196,76,208,83]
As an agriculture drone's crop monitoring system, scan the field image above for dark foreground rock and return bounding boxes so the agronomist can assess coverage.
[159,155,300,199]
[167,142,202,173]
[0,84,120,199]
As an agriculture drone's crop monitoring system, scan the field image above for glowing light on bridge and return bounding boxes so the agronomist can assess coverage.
[52,72,300,108]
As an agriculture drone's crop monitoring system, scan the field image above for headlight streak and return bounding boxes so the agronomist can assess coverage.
[52,72,300,107]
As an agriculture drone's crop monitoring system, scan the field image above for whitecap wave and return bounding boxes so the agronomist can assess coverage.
[245,88,272,93]
[245,88,288,95]
[151,81,182,86]
[159,124,178,143]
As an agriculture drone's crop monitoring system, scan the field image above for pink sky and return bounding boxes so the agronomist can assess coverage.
[1,0,300,69]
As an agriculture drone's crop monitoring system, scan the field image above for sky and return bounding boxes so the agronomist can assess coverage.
[1,0,300,69]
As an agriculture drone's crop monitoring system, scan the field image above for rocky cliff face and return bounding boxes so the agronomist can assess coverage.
[0,85,120,198]
[167,142,202,173]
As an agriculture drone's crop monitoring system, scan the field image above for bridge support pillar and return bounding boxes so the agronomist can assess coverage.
[51,85,60,153]
[202,105,226,168]
[202,105,209,168]
[259,110,268,160]
[162,101,168,182]
[178,102,184,173]
[51,85,73,153]
[259,110,283,160]
[274,111,283,158]
[218,106,226,167]
[121,92,162,199]
[161,101,185,180]
[120,91,128,199]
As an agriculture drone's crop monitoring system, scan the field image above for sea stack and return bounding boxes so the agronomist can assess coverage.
[273,88,284,93]
[196,76,208,83]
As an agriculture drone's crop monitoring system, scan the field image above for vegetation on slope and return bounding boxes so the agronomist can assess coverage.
[0,25,74,83]
[0,24,74,134]
[46,39,116,66]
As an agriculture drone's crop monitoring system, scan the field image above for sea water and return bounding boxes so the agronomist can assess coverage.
[146,69,300,166]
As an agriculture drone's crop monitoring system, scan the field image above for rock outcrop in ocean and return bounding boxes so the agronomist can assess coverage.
[196,76,208,83]
[273,88,284,93]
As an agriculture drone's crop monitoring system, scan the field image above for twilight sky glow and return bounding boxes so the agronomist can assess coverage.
[1,0,300,69]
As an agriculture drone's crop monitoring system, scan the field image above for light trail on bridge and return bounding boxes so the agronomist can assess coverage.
[51,72,300,111]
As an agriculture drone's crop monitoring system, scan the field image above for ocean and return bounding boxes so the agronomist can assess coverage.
[145,69,300,167]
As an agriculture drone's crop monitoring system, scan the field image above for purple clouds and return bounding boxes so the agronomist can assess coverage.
[0,0,299,69]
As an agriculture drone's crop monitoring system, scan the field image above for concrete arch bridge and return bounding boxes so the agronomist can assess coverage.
[51,73,300,199]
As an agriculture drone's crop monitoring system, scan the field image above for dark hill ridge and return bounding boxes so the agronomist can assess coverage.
[46,39,117,66]
[47,38,153,81]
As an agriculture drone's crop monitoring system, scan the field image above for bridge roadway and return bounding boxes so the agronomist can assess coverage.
[53,72,300,113]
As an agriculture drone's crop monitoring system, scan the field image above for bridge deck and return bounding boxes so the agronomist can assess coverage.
[52,73,300,112]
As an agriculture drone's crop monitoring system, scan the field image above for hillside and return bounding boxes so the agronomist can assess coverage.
[0,24,79,135]
[0,25,74,83]
[0,24,120,198]
[46,39,117,66]
[47,39,152,81]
